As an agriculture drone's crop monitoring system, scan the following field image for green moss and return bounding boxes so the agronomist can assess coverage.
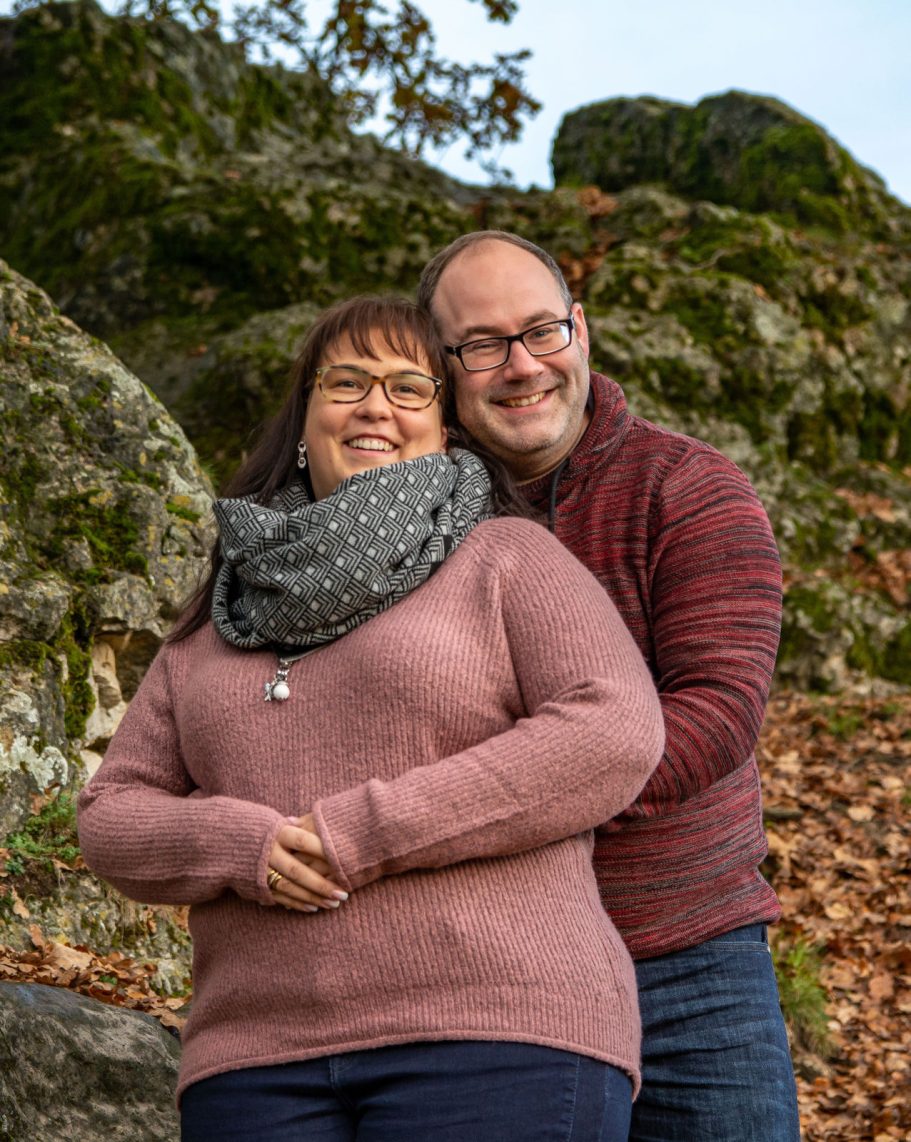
[0,603,94,741]
[848,622,911,685]
[662,276,744,351]
[771,935,832,1056]
[0,638,51,674]
[38,488,149,581]
[822,707,866,741]
[674,215,800,298]
[0,448,43,515]
[783,584,838,635]
[778,583,841,690]
[0,0,219,159]
[786,411,840,473]
[3,790,80,873]
[782,497,856,569]
[0,137,170,304]
[166,500,201,523]
[55,602,95,739]
[858,393,911,468]
[801,287,872,342]
[734,124,845,228]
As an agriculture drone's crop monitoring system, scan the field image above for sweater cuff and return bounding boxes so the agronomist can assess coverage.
[248,813,290,905]
[310,797,372,892]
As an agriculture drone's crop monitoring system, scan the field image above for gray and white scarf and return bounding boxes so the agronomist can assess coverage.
[211,449,493,652]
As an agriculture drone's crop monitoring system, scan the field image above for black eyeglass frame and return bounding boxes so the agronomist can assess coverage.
[445,314,576,371]
[314,365,444,410]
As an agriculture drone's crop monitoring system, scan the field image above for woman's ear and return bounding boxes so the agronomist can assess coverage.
[440,424,449,451]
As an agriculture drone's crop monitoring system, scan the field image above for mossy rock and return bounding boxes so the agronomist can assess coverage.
[0,0,329,159]
[0,259,212,830]
[779,576,911,691]
[552,91,908,238]
[110,301,323,488]
[0,0,475,338]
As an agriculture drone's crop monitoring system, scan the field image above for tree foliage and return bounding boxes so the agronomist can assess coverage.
[120,0,541,175]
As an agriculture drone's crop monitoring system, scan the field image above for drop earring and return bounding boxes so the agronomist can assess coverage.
[297,440,307,470]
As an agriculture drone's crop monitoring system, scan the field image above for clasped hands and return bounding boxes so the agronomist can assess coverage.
[267,812,350,914]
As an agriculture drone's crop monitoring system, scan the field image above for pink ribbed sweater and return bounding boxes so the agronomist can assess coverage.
[77,518,664,1101]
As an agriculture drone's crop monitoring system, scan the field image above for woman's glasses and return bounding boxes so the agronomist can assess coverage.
[315,366,443,410]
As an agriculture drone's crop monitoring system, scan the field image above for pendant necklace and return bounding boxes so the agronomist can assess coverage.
[263,647,317,703]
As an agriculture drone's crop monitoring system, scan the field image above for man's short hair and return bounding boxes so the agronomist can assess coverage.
[417,230,575,315]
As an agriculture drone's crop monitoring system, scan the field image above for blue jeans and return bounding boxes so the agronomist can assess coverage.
[631,924,801,1141]
[181,1040,633,1141]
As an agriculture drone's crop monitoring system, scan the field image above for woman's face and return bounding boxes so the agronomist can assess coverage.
[303,333,448,501]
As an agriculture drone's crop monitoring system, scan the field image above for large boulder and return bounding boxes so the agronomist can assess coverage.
[0,981,180,1141]
[0,261,204,984]
[0,260,212,826]
[551,91,906,238]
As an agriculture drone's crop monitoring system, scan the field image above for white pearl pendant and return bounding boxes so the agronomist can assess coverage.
[271,681,291,702]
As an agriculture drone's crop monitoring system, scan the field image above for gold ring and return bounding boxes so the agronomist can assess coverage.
[267,867,284,891]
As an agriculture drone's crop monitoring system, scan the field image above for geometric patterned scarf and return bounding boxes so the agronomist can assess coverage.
[211,449,493,652]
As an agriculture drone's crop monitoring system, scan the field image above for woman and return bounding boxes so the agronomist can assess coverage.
[77,296,664,1142]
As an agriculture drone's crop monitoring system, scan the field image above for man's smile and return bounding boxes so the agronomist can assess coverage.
[495,391,550,409]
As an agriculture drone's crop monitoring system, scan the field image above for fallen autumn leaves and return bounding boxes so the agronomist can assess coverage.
[1,690,908,1140]
[760,691,911,1142]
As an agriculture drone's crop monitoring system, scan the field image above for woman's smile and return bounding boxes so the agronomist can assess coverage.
[304,332,447,500]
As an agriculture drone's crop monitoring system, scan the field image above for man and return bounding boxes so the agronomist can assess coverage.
[418,231,801,1141]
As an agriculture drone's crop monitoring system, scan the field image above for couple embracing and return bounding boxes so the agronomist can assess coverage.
[78,231,800,1141]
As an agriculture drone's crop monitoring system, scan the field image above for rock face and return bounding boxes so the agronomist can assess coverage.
[551,91,906,238]
[2,8,909,692]
[0,0,473,478]
[0,260,212,829]
[0,981,180,1141]
[0,261,203,984]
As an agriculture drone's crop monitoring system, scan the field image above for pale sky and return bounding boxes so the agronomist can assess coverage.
[415,0,911,205]
[4,0,909,204]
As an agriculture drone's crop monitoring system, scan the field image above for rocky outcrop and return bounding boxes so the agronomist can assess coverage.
[0,260,212,825]
[0,981,180,1141]
[0,0,473,330]
[550,91,907,238]
[0,261,205,981]
[0,0,475,482]
[0,6,908,695]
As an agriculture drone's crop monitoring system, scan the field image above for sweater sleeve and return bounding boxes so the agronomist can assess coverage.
[77,644,285,907]
[312,521,665,892]
[622,448,782,819]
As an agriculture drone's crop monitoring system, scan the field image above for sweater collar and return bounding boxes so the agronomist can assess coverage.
[522,371,629,510]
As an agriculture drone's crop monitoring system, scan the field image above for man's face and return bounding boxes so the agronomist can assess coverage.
[431,241,591,482]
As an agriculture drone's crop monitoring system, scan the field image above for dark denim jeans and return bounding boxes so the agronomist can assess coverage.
[631,924,801,1141]
[181,1039,633,1141]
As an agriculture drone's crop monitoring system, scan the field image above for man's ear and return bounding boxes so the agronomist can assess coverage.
[572,301,591,359]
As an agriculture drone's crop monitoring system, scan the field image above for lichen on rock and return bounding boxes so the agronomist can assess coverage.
[0,259,213,976]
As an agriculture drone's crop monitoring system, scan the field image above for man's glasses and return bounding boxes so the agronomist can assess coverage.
[445,316,575,371]
[315,366,443,410]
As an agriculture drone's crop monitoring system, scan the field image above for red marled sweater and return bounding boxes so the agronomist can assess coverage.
[524,372,782,959]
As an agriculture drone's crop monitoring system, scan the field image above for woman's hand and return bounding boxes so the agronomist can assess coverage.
[266,820,348,913]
